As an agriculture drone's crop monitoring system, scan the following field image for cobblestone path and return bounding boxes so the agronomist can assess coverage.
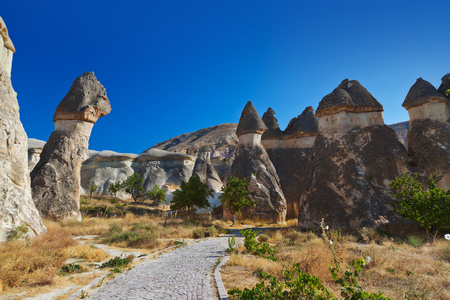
[87,236,229,300]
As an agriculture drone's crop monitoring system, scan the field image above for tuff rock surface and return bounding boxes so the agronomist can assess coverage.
[192,146,223,192]
[31,72,111,221]
[0,19,46,241]
[299,125,409,228]
[407,119,450,189]
[299,81,407,229]
[229,101,286,223]
[261,106,318,218]
[150,123,238,182]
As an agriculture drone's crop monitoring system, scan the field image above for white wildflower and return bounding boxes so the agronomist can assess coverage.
[366,256,371,263]
[445,234,450,240]
[326,226,329,230]
[330,240,333,245]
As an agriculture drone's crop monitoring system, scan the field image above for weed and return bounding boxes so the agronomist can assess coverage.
[60,263,85,275]
[407,235,423,248]
[7,224,29,240]
[240,229,278,261]
[227,235,237,254]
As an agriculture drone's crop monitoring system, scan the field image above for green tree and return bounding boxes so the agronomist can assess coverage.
[219,176,255,226]
[390,173,450,245]
[123,173,144,202]
[445,89,450,96]
[146,184,167,206]
[170,175,213,213]
[108,181,123,199]
[87,184,98,198]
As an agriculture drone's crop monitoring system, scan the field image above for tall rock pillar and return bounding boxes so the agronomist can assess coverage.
[229,101,287,224]
[31,72,111,221]
[0,17,46,241]
[299,79,409,229]
[402,77,450,189]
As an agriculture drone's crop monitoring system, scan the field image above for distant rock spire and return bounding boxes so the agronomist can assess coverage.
[262,107,283,139]
[236,101,267,136]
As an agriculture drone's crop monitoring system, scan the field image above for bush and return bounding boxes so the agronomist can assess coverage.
[407,235,423,248]
[240,229,278,262]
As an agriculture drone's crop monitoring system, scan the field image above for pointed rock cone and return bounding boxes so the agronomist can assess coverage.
[438,73,450,99]
[262,107,283,140]
[403,77,448,110]
[236,101,268,136]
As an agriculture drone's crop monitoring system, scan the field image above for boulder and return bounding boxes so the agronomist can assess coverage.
[0,18,46,241]
[31,72,111,221]
[28,138,46,172]
[229,101,287,224]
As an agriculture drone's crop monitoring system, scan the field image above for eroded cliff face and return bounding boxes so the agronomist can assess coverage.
[31,72,111,221]
[0,18,46,241]
[299,126,409,228]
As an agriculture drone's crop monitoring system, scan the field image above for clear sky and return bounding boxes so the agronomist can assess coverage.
[2,0,449,154]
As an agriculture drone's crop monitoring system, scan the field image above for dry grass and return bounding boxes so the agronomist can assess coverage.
[222,227,450,299]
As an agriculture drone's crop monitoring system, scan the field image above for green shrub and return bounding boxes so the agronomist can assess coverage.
[407,235,423,247]
[240,229,278,261]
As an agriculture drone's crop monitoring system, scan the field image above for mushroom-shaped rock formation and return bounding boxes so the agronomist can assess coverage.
[261,107,283,140]
[403,77,450,122]
[299,80,409,229]
[192,146,223,193]
[316,79,384,133]
[438,73,450,99]
[261,106,319,218]
[0,18,46,241]
[403,77,450,189]
[31,72,111,221]
[229,102,287,224]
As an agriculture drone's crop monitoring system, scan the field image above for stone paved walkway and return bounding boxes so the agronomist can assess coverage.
[87,236,230,300]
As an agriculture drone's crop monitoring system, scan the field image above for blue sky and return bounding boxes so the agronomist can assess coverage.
[2,0,449,153]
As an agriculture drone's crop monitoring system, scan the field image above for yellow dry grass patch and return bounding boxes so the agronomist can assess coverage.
[222,228,450,299]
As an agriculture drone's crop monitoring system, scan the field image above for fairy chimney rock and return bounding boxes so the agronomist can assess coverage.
[403,78,450,123]
[31,72,111,221]
[261,107,283,140]
[316,79,384,133]
[438,73,450,100]
[236,101,267,145]
[0,17,15,75]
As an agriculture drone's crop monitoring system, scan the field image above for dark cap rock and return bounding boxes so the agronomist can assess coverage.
[402,78,449,110]
[316,79,383,118]
[262,107,283,139]
[437,73,450,99]
[284,106,319,138]
[53,72,111,123]
[236,101,268,136]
